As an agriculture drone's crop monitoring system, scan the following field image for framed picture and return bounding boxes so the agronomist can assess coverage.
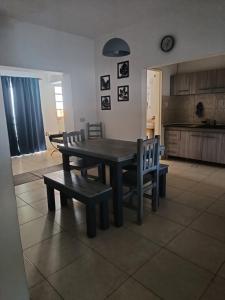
[118,85,129,101]
[117,61,129,79]
[100,75,110,90]
[101,96,111,110]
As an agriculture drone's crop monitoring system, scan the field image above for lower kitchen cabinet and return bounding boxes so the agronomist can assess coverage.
[165,128,225,164]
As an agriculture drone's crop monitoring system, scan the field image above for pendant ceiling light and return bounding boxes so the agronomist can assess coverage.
[102,38,130,57]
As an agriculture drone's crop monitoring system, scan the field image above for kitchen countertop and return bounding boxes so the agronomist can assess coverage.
[164,123,225,133]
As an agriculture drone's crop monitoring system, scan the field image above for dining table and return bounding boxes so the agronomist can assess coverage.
[58,138,137,227]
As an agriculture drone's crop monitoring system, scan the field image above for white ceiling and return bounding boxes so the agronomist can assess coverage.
[0,0,192,38]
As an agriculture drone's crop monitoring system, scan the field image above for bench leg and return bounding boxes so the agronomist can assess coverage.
[60,192,68,207]
[159,174,166,198]
[86,203,96,238]
[46,185,55,211]
[100,200,109,230]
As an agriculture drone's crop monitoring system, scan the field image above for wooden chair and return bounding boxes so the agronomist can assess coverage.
[63,129,105,180]
[123,136,160,224]
[87,122,103,139]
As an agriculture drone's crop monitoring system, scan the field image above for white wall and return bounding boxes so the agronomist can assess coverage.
[96,0,225,140]
[0,16,97,131]
[0,85,29,299]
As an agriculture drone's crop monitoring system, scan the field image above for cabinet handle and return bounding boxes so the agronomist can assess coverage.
[204,136,216,139]
[178,89,189,92]
[198,88,212,90]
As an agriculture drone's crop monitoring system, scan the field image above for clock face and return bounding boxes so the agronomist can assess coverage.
[161,35,175,52]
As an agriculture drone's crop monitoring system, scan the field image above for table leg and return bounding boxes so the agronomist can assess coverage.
[110,163,123,227]
[159,174,166,198]
[62,153,70,171]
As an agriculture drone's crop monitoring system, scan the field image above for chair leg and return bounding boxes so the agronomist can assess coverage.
[99,200,109,230]
[60,192,68,207]
[137,190,144,225]
[98,162,106,184]
[159,174,166,198]
[81,168,88,177]
[152,171,160,211]
[46,185,55,211]
[86,202,96,238]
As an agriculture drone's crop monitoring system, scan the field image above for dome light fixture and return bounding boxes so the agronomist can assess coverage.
[102,38,130,57]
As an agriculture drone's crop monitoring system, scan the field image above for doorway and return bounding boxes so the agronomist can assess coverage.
[146,69,162,138]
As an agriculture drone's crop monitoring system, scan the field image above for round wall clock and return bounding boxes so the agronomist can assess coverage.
[160,35,175,52]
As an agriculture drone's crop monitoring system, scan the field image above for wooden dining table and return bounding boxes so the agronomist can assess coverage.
[58,138,137,227]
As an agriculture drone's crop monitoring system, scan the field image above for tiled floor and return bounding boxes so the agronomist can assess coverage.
[12,150,62,175]
[14,158,225,299]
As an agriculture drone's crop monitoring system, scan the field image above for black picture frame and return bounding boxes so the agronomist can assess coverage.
[118,85,129,101]
[101,96,111,110]
[117,61,129,79]
[100,75,110,90]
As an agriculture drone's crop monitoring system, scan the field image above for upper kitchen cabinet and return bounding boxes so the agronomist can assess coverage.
[214,69,225,93]
[171,68,225,96]
[170,73,195,96]
[195,70,215,94]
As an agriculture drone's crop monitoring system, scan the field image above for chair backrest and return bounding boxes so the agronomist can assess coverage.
[63,129,85,146]
[87,122,103,139]
[137,135,160,177]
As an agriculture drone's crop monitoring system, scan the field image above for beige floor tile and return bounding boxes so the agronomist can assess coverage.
[29,281,62,300]
[156,200,200,226]
[201,276,225,300]
[88,227,160,274]
[48,251,128,300]
[167,228,225,273]
[24,232,90,277]
[166,186,184,200]
[24,257,44,288]
[128,214,184,246]
[134,249,213,300]
[16,196,28,208]
[19,187,47,204]
[20,216,61,249]
[167,175,196,190]
[108,278,160,300]
[15,180,44,195]
[191,182,225,199]
[207,200,225,218]
[191,212,225,243]
[30,193,61,215]
[174,191,215,210]
[17,205,43,225]
[218,263,225,279]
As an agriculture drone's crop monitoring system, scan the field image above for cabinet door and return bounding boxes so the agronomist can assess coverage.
[195,71,214,94]
[165,130,181,156]
[171,74,193,96]
[202,133,222,163]
[214,69,225,93]
[218,134,225,164]
[185,132,203,160]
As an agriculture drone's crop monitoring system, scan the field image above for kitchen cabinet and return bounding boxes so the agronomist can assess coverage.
[195,70,215,94]
[202,133,222,163]
[171,73,195,96]
[185,132,203,160]
[165,128,225,164]
[170,68,225,96]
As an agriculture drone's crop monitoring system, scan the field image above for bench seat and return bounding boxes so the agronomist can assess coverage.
[44,170,112,237]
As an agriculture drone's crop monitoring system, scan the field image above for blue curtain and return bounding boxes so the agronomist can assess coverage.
[1,76,46,156]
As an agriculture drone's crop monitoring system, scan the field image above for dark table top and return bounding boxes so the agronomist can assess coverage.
[58,138,137,163]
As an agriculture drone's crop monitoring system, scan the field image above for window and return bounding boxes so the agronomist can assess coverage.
[54,85,64,118]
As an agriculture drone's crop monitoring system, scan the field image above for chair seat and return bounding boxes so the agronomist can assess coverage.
[123,170,153,187]
[70,157,100,170]
[124,163,168,176]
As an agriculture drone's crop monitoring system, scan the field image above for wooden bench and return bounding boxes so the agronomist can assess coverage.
[43,170,112,238]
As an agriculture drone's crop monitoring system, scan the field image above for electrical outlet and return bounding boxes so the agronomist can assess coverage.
[80,117,85,122]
